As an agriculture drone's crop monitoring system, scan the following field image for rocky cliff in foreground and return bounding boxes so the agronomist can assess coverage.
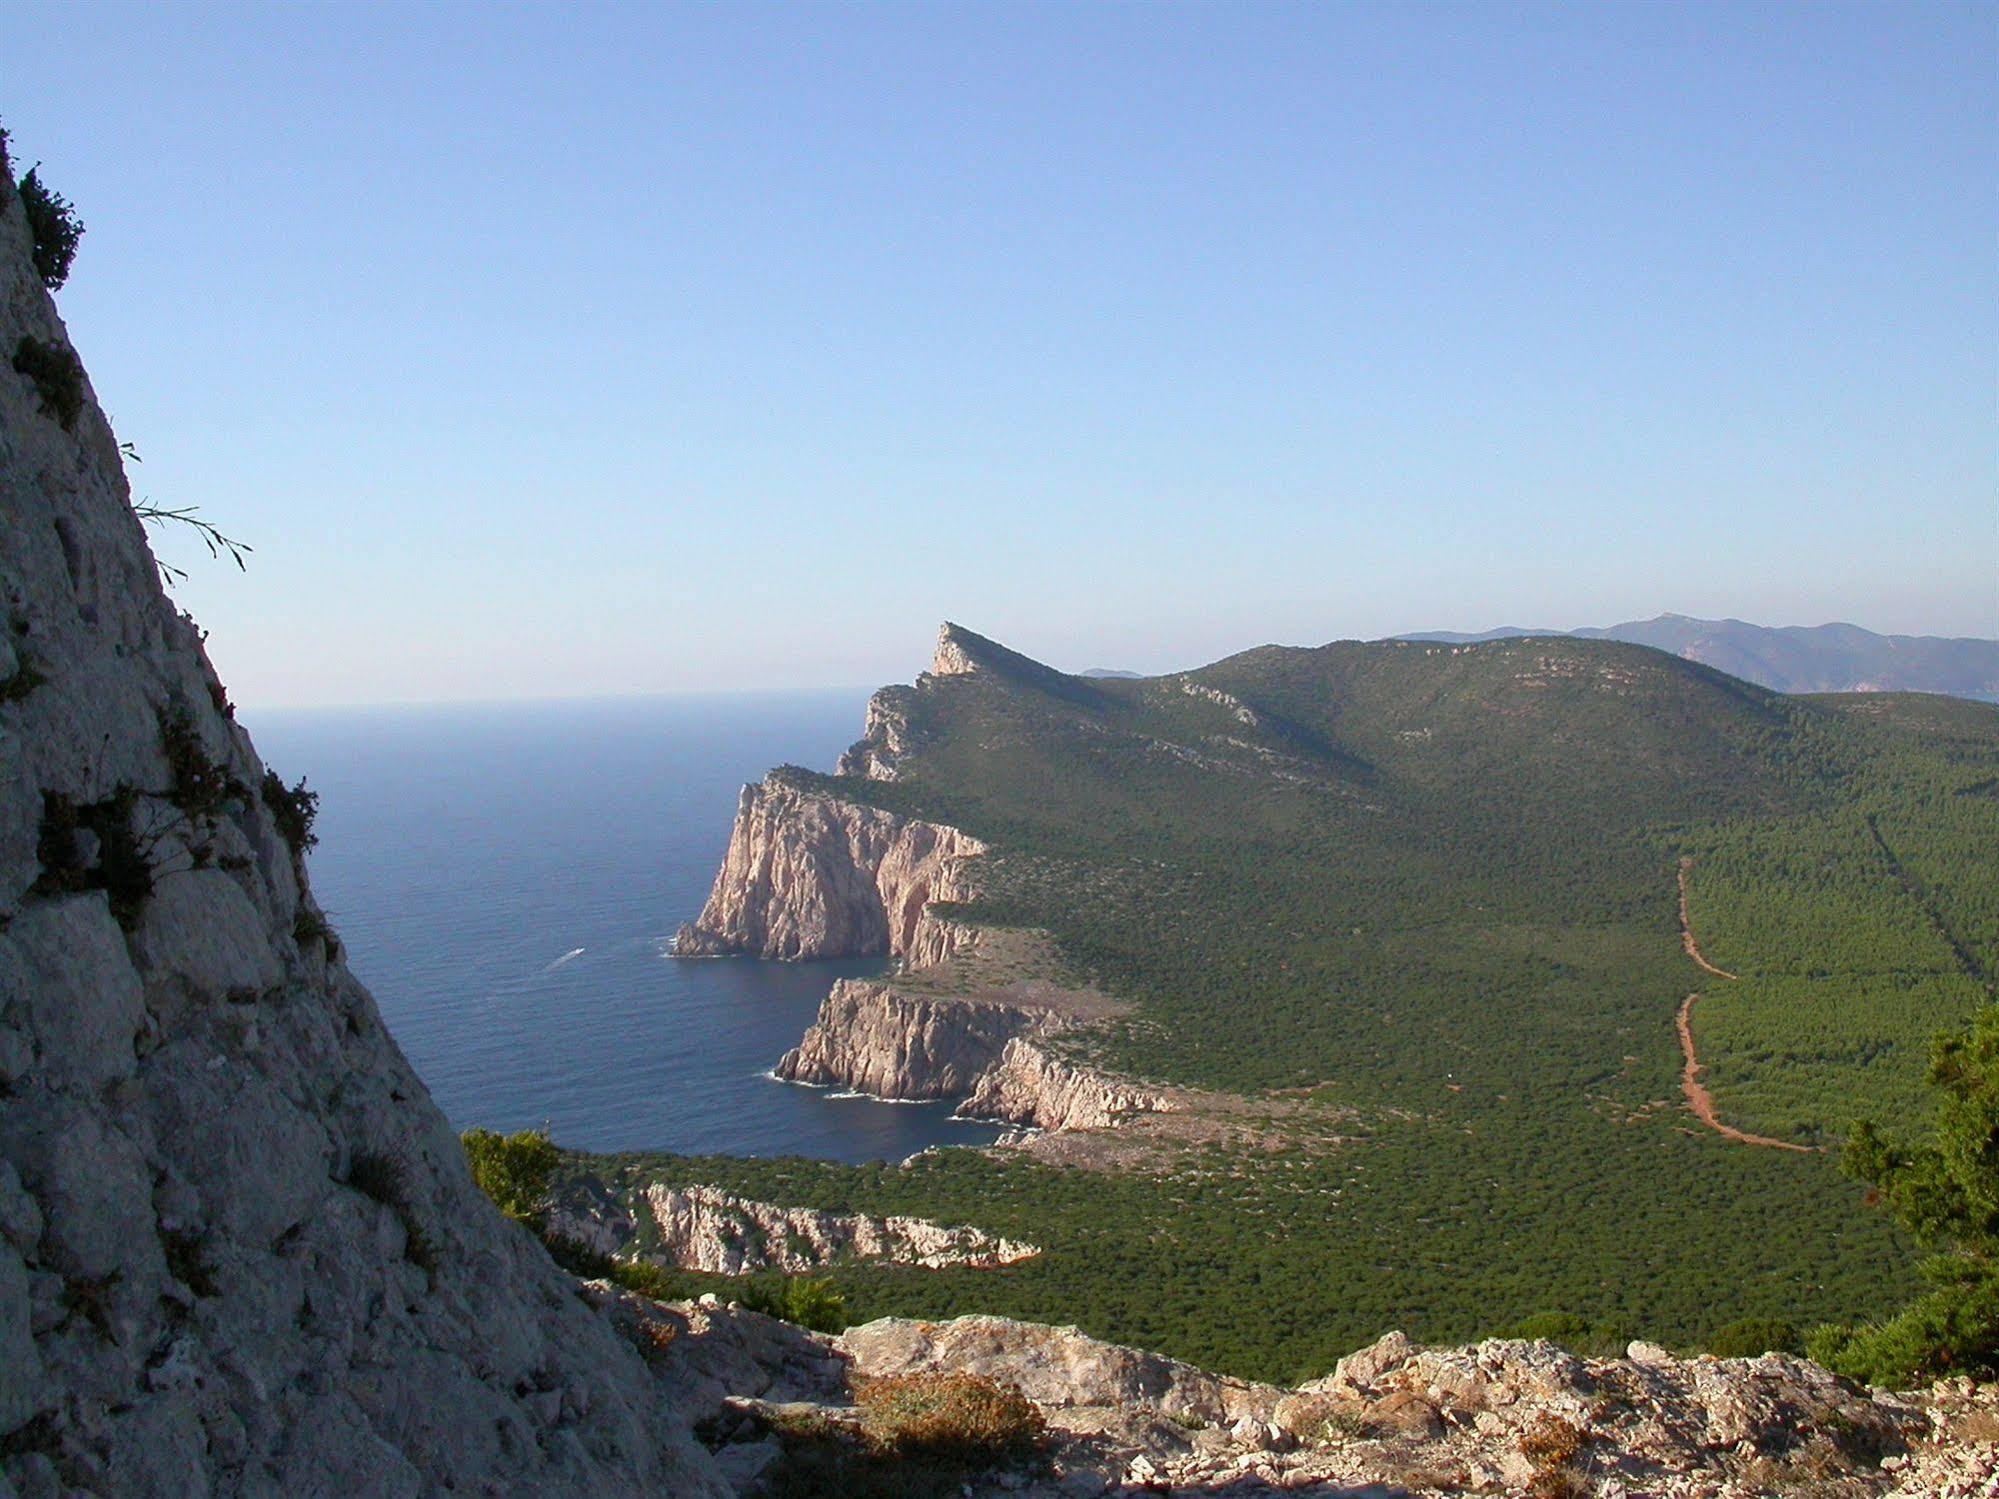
[0,162,726,1496]
[619,1297,1994,1498]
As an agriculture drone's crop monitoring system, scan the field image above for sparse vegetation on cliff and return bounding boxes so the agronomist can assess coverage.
[11,335,85,428]
[17,166,83,290]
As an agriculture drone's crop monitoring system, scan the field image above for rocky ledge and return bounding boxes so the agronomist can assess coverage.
[670,779,984,963]
[597,1300,1995,1498]
[549,1184,1036,1275]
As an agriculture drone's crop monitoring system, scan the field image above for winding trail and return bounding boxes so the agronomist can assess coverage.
[1674,858,1814,1153]
[1676,858,1738,980]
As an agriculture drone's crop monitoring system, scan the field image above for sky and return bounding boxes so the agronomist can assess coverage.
[6,2,1994,707]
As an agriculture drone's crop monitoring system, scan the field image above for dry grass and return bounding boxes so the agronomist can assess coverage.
[856,1372,1045,1464]
[1519,1414,1587,1499]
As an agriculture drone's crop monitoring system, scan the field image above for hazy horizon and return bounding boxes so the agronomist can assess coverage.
[8,2,1993,708]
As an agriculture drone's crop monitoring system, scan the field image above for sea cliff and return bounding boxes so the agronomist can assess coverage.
[774,979,1032,1099]
[670,779,984,963]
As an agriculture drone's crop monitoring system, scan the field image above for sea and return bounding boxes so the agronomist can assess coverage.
[249,691,1004,1164]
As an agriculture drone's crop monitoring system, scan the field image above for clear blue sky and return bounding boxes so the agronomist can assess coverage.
[8,2,1993,706]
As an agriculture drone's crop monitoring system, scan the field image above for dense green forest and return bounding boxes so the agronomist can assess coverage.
[577,631,1999,1382]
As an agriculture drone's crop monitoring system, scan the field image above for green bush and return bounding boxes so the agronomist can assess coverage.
[460,1126,559,1224]
[1706,1316,1802,1358]
[1812,1004,1999,1386]
[261,769,320,860]
[737,1274,850,1333]
[18,167,83,290]
[11,336,85,429]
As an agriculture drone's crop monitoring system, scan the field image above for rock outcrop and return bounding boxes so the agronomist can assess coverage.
[0,166,725,1495]
[775,979,1033,1099]
[554,1184,1037,1275]
[773,979,1172,1138]
[834,684,922,781]
[671,779,984,962]
[655,1308,1990,1499]
[960,1035,1174,1132]
[839,1314,1283,1429]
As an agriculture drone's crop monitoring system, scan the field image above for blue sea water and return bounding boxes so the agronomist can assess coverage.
[249,692,1003,1163]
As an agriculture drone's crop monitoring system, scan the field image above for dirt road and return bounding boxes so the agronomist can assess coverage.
[1673,858,1813,1152]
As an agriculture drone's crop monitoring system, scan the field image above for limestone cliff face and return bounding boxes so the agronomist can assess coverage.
[555,1185,1036,1275]
[0,173,725,1495]
[774,979,1031,1099]
[774,981,1171,1135]
[834,684,922,781]
[671,780,984,963]
[960,1036,1175,1132]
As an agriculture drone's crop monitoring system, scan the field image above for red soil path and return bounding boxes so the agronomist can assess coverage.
[1674,858,1814,1153]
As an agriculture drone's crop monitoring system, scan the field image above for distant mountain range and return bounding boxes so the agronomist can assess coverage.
[1391,615,1997,701]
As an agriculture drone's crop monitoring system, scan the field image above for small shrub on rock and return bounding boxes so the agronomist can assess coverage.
[857,1373,1045,1467]
[1519,1413,1587,1499]
[18,167,84,289]
[32,786,152,928]
[160,705,245,818]
[11,336,85,429]
[460,1126,558,1224]
[737,1273,849,1333]
[261,769,318,860]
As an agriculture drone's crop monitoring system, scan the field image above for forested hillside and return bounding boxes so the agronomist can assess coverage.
[620,629,1999,1381]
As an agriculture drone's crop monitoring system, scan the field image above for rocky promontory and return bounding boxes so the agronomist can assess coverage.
[774,979,1035,1099]
[670,778,984,963]
[961,1035,1174,1132]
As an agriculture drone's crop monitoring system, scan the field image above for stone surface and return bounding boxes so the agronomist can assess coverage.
[670,778,985,962]
[665,1310,1983,1498]
[776,978,1033,1099]
[549,1182,1038,1274]
[0,169,726,1496]
[961,1035,1175,1132]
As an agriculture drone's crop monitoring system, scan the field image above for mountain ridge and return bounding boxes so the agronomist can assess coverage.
[1394,612,1999,700]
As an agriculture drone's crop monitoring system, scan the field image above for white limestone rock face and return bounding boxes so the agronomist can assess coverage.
[838,1314,1284,1429]
[834,684,924,781]
[0,170,726,1496]
[775,979,1033,1099]
[630,1185,1037,1274]
[960,1036,1175,1132]
[671,779,985,962]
